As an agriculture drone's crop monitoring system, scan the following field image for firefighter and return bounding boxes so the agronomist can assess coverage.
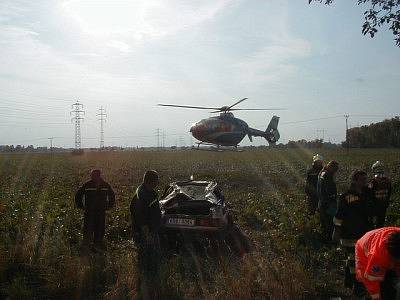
[355,227,400,300]
[317,160,339,241]
[368,161,392,228]
[332,170,371,292]
[75,169,115,250]
[305,154,324,215]
[130,170,161,299]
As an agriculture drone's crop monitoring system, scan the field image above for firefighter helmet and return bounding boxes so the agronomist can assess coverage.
[371,161,385,174]
[313,154,324,163]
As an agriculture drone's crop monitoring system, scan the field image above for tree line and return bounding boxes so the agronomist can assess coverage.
[346,117,400,148]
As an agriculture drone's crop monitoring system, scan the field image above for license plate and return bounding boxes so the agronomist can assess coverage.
[167,218,195,226]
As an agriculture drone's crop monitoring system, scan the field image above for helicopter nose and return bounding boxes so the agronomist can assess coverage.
[190,123,200,134]
[190,122,204,139]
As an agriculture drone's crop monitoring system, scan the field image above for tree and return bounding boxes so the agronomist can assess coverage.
[309,0,400,47]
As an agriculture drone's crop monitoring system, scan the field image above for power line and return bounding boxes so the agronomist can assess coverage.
[97,106,107,149]
[280,115,343,125]
[71,101,84,149]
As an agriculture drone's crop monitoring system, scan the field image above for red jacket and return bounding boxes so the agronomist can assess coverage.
[355,227,400,300]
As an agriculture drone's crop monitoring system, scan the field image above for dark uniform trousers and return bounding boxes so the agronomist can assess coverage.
[83,209,106,244]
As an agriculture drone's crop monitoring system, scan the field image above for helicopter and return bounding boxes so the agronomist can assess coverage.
[158,98,282,149]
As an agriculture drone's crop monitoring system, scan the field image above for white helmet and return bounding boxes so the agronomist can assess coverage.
[313,154,324,163]
[371,161,385,174]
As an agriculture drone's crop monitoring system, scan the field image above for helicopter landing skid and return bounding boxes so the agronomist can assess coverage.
[194,142,243,152]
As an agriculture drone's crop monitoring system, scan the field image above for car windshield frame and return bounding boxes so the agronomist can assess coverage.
[166,181,219,203]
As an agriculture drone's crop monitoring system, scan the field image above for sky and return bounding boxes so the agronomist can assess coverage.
[0,0,399,148]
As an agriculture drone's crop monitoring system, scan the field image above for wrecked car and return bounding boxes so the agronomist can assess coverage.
[159,179,252,256]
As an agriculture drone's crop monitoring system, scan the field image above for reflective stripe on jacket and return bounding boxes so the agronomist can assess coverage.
[355,227,400,299]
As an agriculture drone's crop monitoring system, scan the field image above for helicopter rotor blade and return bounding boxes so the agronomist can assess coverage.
[228,98,248,109]
[210,108,286,113]
[228,108,287,111]
[158,104,219,110]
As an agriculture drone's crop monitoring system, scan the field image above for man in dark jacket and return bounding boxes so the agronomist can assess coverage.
[332,170,372,293]
[130,170,161,244]
[75,169,115,249]
[130,170,161,299]
[317,160,339,241]
[305,154,324,215]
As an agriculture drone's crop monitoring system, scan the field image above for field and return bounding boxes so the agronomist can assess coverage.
[0,148,399,299]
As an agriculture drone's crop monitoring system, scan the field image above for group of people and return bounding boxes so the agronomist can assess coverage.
[71,161,398,300]
[305,155,399,299]
[75,169,162,298]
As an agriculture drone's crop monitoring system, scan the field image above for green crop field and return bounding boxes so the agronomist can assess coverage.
[0,149,399,299]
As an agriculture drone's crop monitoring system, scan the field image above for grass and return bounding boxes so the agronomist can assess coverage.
[0,148,399,299]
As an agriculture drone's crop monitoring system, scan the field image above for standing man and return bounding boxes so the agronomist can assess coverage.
[75,169,115,250]
[368,161,392,228]
[305,154,324,215]
[332,170,372,292]
[317,160,339,241]
[355,227,400,300]
[130,170,161,299]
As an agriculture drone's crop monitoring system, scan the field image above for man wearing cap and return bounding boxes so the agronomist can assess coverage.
[317,160,339,241]
[305,154,324,215]
[130,170,161,245]
[75,169,115,250]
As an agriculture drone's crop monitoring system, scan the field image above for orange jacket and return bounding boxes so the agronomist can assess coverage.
[355,227,400,300]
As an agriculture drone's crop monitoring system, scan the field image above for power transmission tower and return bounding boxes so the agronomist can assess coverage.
[97,107,107,149]
[316,129,327,141]
[162,130,166,148]
[344,114,350,154]
[48,137,55,152]
[179,136,185,148]
[71,101,84,149]
[155,128,161,149]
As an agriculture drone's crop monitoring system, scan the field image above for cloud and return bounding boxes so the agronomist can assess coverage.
[108,40,131,53]
[235,37,311,85]
[62,0,230,41]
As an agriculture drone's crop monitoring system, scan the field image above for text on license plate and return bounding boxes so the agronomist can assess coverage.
[167,218,195,226]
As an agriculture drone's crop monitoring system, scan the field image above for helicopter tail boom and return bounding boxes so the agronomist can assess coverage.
[247,116,280,145]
